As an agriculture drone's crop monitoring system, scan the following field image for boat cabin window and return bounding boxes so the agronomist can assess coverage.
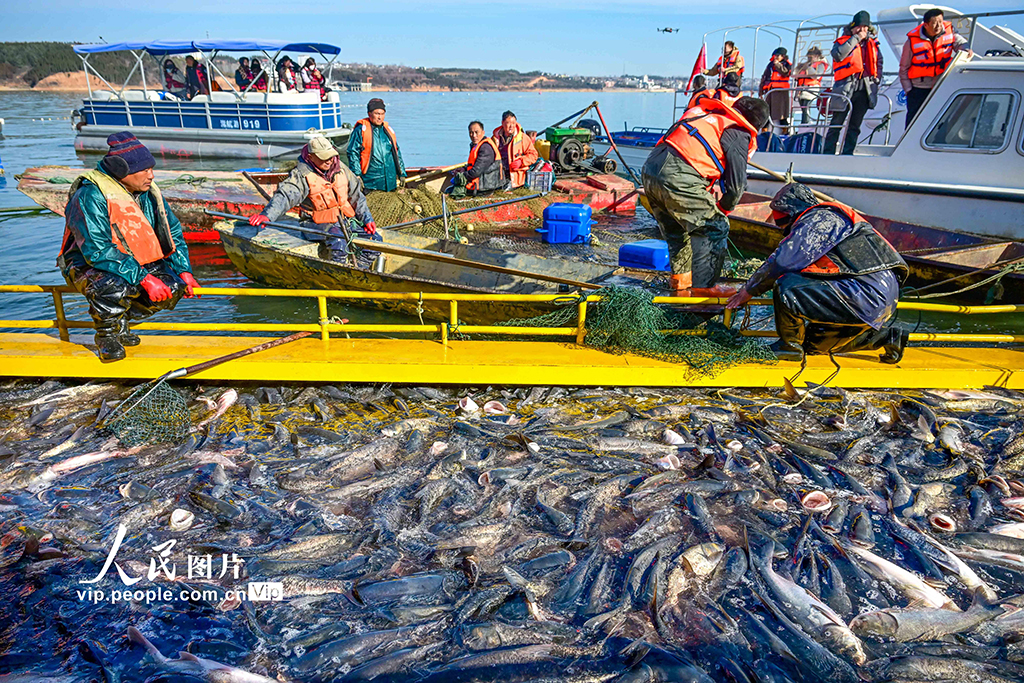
[924,91,1018,152]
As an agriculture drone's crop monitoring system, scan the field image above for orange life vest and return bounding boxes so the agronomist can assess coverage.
[906,21,956,80]
[658,98,759,187]
[833,35,881,82]
[491,122,538,188]
[355,118,399,175]
[465,137,503,191]
[715,51,744,78]
[303,171,355,224]
[763,64,791,92]
[687,88,713,110]
[713,89,739,106]
[63,169,171,266]
[792,202,905,280]
[796,59,829,88]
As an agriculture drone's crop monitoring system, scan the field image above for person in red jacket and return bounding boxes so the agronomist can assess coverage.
[492,111,538,189]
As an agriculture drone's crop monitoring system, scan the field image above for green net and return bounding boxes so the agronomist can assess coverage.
[495,285,777,379]
[102,381,191,446]
[367,187,552,239]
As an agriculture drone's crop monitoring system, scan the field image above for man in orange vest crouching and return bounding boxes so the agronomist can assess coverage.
[899,8,971,128]
[60,132,199,362]
[347,98,405,192]
[250,135,379,264]
[727,183,909,364]
[641,96,769,292]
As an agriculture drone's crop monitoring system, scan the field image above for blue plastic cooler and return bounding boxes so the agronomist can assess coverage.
[618,239,671,271]
[537,203,593,244]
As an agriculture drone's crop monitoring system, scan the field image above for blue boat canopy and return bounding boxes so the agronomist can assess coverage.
[73,40,341,56]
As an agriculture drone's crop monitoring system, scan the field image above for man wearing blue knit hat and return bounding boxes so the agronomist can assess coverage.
[59,132,199,362]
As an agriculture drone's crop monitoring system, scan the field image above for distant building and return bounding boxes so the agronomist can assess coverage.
[332,81,373,91]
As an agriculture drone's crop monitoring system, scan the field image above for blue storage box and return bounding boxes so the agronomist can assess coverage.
[537,202,593,244]
[619,239,671,271]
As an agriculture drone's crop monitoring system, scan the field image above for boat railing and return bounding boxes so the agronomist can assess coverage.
[1,285,1020,347]
[758,87,856,153]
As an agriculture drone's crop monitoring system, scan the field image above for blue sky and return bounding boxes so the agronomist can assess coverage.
[3,1,1022,77]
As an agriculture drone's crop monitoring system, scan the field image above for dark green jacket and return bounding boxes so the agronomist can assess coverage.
[60,164,191,285]
[347,122,406,192]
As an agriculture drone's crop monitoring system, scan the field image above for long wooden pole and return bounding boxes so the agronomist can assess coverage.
[747,160,845,206]
[206,210,598,290]
[404,163,465,185]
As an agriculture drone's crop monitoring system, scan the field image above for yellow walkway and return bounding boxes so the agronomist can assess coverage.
[0,333,1021,388]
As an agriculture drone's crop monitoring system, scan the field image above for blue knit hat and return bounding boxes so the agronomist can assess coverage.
[101,131,155,179]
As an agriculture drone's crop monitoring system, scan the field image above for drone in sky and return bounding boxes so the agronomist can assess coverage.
[657,27,680,33]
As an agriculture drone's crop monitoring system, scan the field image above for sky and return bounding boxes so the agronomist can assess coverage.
[3,1,1023,77]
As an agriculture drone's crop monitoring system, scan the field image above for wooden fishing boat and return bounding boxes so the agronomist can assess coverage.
[19,167,637,244]
[728,193,1024,302]
[214,219,632,324]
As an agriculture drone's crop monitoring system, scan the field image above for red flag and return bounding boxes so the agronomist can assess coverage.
[686,43,707,92]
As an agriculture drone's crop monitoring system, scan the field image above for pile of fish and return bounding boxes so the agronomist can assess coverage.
[1,378,1024,683]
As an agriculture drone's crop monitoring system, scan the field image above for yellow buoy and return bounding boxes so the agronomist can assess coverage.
[466,223,475,232]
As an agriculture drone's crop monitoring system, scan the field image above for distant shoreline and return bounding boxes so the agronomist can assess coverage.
[0,86,675,94]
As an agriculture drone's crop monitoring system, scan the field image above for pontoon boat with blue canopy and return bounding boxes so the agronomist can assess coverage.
[72,39,352,160]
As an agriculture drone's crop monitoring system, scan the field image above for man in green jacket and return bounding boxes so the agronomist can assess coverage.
[347,98,405,192]
[60,132,198,362]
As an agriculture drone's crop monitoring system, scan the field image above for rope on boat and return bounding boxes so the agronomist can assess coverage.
[903,259,1024,302]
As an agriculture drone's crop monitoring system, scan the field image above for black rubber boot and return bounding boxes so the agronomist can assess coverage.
[879,327,909,365]
[116,317,141,346]
[95,325,126,362]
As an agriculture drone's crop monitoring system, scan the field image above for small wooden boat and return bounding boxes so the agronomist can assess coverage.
[19,167,637,244]
[728,193,1024,302]
[214,219,634,324]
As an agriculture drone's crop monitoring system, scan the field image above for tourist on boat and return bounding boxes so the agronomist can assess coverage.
[250,58,268,92]
[448,121,505,198]
[249,135,379,264]
[277,56,302,92]
[794,47,829,125]
[759,47,792,132]
[301,58,330,101]
[686,75,713,110]
[900,8,971,127]
[234,57,253,90]
[163,60,186,99]
[348,98,406,193]
[823,11,883,155]
[59,132,198,363]
[184,56,210,100]
[727,183,909,363]
[703,41,745,82]
[642,97,769,293]
[713,73,742,106]
[492,111,539,189]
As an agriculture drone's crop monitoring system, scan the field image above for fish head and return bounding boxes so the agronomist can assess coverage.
[848,610,898,638]
[461,624,502,650]
[820,623,868,665]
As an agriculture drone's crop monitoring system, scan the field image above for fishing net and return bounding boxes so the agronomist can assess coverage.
[495,285,777,379]
[101,381,191,446]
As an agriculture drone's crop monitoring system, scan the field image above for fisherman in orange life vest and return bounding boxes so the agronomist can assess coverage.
[641,97,769,293]
[447,121,505,198]
[686,75,713,110]
[824,10,883,155]
[703,41,745,81]
[348,98,406,192]
[59,132,199,362]
[900,8,971,127]
[249,135,379,264]
[492,111,539,189]
[727,183,909,363]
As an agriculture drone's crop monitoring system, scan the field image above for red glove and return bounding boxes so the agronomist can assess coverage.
[140,275,172,302]
[180,272,200,298]
[363,221,377,236]
[509,159,524,171]
[249,214,270,227]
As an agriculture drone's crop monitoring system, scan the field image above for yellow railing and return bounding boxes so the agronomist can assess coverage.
[1,284,1022,345]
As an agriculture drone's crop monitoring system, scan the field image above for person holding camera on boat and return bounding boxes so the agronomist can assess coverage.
[760,47,793,133]
[726,183,909,364]
[900,9,972,128]
[642,96,769,295]
[249,135,380,265]
[493,111,538,190]
[59,133,199,363]
[348,99,406,192]
[795,47,829,125]
[823,11,882,155]
[703,41,745,83]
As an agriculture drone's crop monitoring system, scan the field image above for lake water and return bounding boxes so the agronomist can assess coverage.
[0,90,1015,335]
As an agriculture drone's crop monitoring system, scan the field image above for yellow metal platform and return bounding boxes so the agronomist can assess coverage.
[1,333,1021,389]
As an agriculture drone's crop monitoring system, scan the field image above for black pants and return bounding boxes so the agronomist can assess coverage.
[824,88,870,155]
[905,87,930,129]
[774,273,896,355]
[63,251,186,334]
